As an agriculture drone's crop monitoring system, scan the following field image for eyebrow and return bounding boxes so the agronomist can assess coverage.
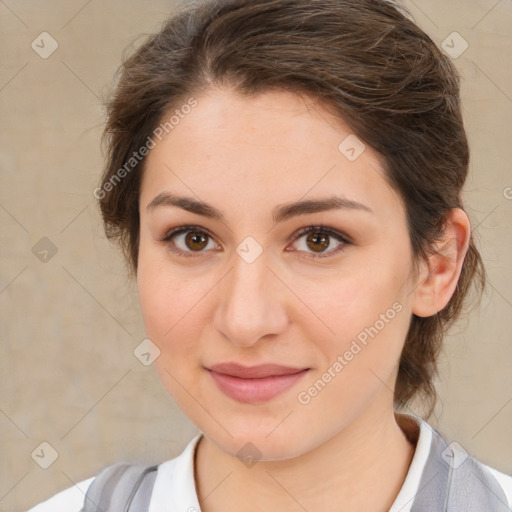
[146,192,373,223]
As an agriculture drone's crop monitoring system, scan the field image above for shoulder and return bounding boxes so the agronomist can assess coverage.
[482,463,512,508]
[427,420,512,509]
[26,433,203,512]
[27,477,95,512]
[436,426,512,508]
[401,414,512,510]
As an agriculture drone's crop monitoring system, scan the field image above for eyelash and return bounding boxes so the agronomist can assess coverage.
[160,224,352,260]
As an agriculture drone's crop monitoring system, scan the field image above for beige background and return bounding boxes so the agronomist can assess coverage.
[0,1,511,510]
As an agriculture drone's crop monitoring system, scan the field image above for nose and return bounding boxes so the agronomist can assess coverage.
[212,248,289,348]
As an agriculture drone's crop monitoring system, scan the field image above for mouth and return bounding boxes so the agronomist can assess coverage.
[205,363,310,404]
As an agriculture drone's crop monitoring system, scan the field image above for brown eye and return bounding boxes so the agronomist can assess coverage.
[161,226,219,258]
[291,226,351,259]
[184,231,209,251]
[305,232,330,253]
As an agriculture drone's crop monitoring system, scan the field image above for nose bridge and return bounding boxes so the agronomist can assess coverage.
[230,249,269,303]
[214,246,287,346]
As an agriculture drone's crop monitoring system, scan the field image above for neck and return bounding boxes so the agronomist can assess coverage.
[194,405,418,512]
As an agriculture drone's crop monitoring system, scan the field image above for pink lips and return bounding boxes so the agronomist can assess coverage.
[206,363,309,404]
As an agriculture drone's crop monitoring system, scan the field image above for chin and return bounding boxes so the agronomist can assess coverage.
[202,418,315,463]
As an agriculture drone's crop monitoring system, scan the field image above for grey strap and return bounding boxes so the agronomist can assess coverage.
[81,462,158,512]
[411,426,509,511]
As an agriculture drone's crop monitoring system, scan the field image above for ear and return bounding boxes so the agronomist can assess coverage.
[412,208,471,317]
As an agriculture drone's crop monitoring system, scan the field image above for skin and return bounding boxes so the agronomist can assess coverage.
[137,86,471,512]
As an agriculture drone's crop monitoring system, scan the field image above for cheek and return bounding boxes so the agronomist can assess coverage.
[297,254,412,378]
[300,267,406,339]
[296,283,409,420]
[137,267,171,339]
[138,273,200,345]
[137,264,204,402]
[137,240,195,337]
[137,255,213,386]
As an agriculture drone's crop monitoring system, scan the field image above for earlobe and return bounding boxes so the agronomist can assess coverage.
[411,208,471,318]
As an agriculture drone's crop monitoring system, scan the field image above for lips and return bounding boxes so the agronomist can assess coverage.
[207,362,308,379]
[205,362,310,403]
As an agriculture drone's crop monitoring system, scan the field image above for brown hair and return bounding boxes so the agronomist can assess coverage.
[97,0,486,417]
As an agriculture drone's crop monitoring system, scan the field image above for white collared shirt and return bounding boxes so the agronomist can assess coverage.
[27,414,512,512]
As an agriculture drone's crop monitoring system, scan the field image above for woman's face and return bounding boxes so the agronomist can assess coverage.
[137,87,419,460]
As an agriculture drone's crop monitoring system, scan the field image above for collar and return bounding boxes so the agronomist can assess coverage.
[150,413,432,512]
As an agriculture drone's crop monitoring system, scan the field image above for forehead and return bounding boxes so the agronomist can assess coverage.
[140,87,403,220]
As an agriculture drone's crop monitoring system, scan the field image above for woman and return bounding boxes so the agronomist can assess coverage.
[29,0,512,511]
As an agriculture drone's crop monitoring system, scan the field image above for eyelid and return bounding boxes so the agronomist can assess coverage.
[289,224,353,245]
[161,224,215,242]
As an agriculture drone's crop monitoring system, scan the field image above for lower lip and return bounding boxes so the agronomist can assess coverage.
[207,369,310,404]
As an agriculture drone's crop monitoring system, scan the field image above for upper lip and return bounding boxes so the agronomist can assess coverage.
[207,362,309,379]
